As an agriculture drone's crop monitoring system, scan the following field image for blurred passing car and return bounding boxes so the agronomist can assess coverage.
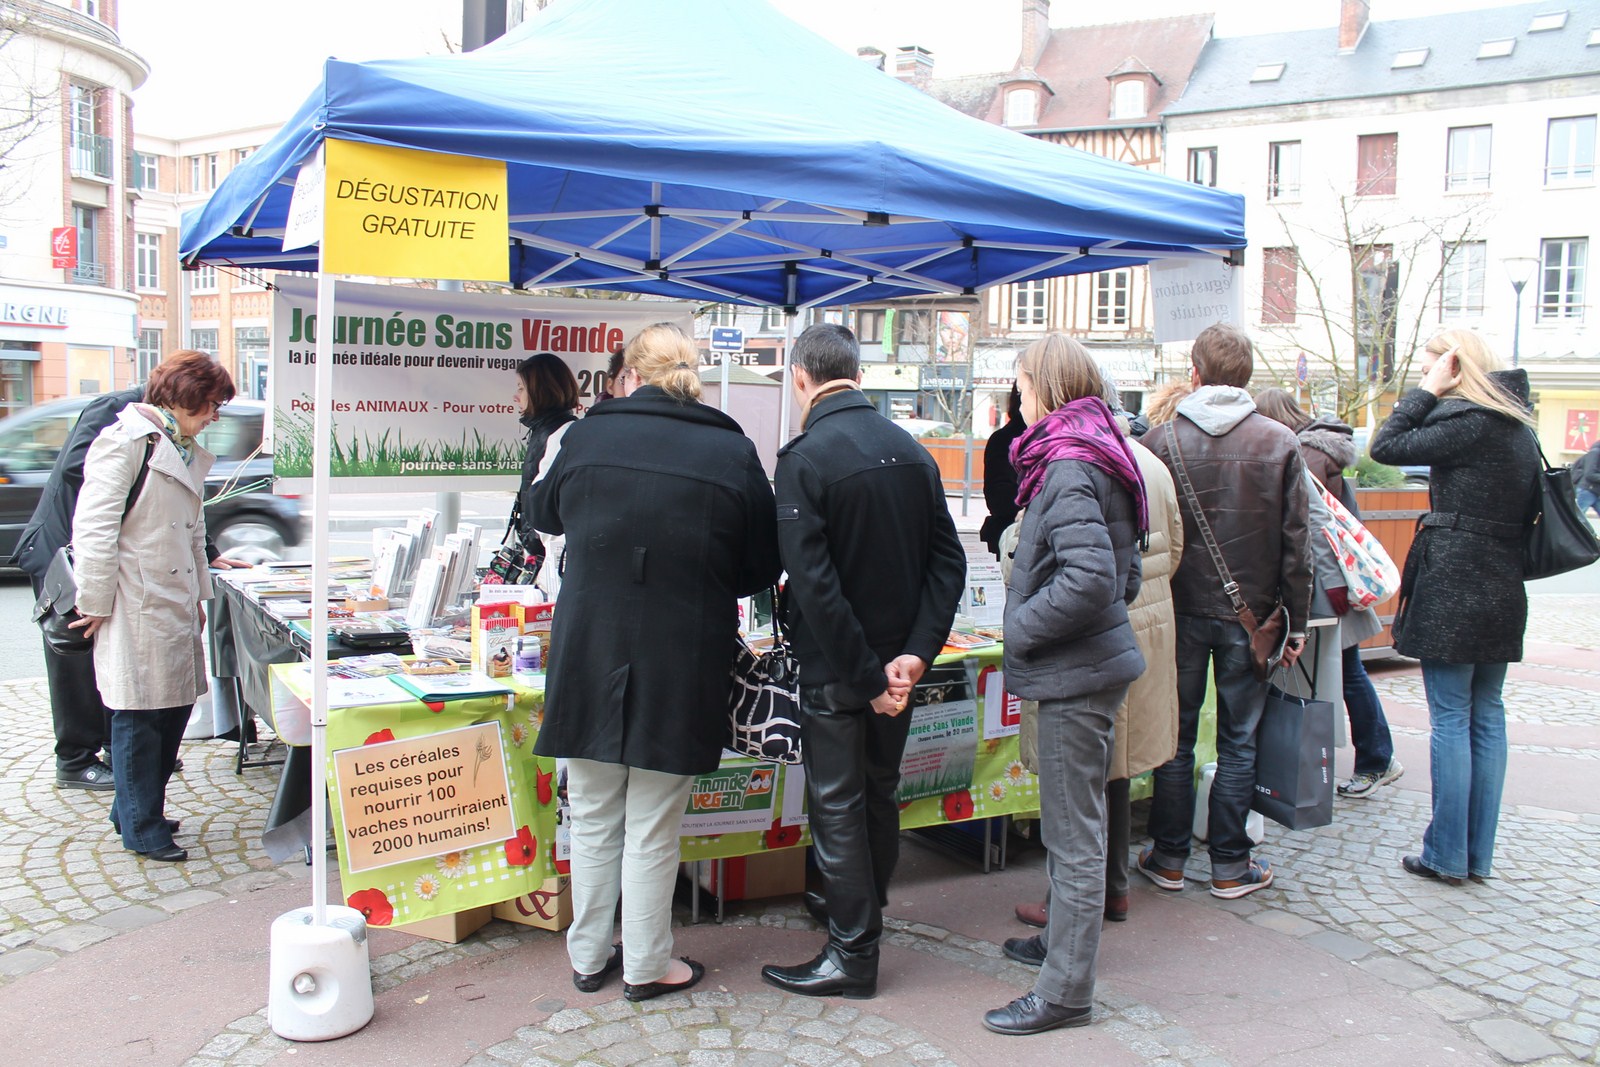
[0,395,302,566]
[890,417,956,438]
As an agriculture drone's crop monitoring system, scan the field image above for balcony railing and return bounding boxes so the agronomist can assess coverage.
[70,262,107,286]
[70,133,113,180]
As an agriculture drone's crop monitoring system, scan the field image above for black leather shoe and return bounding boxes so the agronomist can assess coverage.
[982,993,1092,1036]
[1003,935,1046,967]
[761,951,876,1000]
[136,845,188,863]
[113,818,181,835]
[56,764,115,791]
[573,943,622,993]
[623,957,705,1002]
[801,890,828,925]
[1402,855,1463,886]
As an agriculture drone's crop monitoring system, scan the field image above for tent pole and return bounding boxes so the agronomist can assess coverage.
[309,263,335,927]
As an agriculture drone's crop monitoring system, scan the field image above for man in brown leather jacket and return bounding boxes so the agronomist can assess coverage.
[1138,323,1312,900]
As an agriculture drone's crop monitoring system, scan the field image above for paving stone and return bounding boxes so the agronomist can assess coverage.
[545,1009,595,1034]
[1355,954,1436,991]
[1244,910,1323,938]
[1468,1018,1566,1063]
[1415,983,1495,1022]
[32,922,115,953]
[0,947,57,977]
[92,904,169,932]
[696,1029,732,1049]
[1302,929,1374,961]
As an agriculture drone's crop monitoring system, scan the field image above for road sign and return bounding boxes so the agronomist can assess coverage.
[710,327,744,352]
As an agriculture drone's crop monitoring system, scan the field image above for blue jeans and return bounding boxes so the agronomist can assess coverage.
[1342,645,1394,775]
[1148,616,1269,881]
[108,705,189,852]
[1419,661,1508,880]
[1578,487,1598,520]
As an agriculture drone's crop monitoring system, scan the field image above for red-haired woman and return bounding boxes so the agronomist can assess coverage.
[71,350,235,863]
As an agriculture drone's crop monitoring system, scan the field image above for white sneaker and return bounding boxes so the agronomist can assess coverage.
[1338,758,1404,798]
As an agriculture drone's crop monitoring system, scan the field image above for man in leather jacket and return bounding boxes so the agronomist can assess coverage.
[1139,323,1312,900]
[760,324,965,999]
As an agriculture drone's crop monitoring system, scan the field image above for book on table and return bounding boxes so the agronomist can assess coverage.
[390,670,516,703]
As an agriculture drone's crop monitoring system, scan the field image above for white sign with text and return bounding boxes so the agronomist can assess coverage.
[1149,258,1243,344]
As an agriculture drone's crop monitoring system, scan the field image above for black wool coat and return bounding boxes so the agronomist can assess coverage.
[1370,371,1539,664]
[528,386,781,775]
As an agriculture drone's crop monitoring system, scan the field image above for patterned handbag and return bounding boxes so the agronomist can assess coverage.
[1305,470,1400,608]
[482,503,544,586]
[727,589,802,764]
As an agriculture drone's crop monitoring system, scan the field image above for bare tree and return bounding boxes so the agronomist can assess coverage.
[1261,187,1491,426]
[0,6,61,214]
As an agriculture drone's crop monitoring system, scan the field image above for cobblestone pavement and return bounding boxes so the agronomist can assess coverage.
[2,594,1597,1066]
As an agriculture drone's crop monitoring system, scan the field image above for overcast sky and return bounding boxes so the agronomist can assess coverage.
[120,0,1511,138]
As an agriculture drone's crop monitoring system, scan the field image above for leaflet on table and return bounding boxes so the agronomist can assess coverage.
[961,559,1004,628]
[390,670,517,702]
[288,665,415,708]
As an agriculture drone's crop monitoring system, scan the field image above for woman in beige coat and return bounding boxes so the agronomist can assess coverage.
[72,351,232,863]
[1014,407,1182,926]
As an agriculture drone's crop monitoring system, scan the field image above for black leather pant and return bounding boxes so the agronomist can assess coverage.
[799,686,914,977]
[33,575,110,773]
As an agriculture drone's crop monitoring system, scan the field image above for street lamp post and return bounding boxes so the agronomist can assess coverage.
[1501,255,1540,367]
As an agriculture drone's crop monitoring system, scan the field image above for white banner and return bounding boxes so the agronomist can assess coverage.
[271,278,693,491]
[1149,258,1243,344]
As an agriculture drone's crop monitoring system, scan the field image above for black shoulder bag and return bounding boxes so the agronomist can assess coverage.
[32,437,156,656]
[1523,429,1600,581]
[484,499,545,586]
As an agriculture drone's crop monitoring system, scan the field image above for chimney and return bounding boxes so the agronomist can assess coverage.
[1021,0,1051,69]
[857,46,886,72]
[894,45,935,89]
[1338,0,1370,53]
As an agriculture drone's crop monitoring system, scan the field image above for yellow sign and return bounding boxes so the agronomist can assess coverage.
[322,139,508,282]
[332,721,516,873]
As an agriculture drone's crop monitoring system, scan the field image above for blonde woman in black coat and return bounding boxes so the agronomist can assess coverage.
[1370,330,1538,886]
[529,323,781,1000]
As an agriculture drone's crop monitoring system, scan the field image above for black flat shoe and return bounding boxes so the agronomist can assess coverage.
[112,818,181,835]
[983,993,1092,1036]
[623,957,705,1002]
[760,951,876,1000]
[1402,855,1462,886]
[573,943,622,993]
[136,844,188,863]
[1003,935,1046,966]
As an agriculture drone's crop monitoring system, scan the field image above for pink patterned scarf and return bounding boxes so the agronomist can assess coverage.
[1011,396,1149,540]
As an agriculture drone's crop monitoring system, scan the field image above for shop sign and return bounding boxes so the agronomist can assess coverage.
[321,139,509,282]
[0,301,70,329]
[50,227,77,269]
[331,721,516,874]
[920,364,969,391]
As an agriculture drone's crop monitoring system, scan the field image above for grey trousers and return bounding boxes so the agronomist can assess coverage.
[1033,685,1126,1011]
[564,758,695,986]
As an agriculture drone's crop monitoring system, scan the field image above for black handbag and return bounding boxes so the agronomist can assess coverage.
[1523,431,1600,581]
[30,437,155,657]
[727,590,802,764]
[32,546,93,656]
[484,503,544,586]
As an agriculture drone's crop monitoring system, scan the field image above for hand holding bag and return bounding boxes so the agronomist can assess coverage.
[1252,658,1335,831]
[1523,430,1600,581]
[32,546,93,656]
[1166,423,1290,680]
[727,588,802,764]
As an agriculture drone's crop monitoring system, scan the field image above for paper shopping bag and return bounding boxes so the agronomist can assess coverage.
[1251,666,1334,831]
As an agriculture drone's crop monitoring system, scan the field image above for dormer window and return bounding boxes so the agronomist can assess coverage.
[1529,11,1568,31]
[1478,38,1516,59]
[1112,79,1147,121]
[1005,87,1039,128]
[1250,63,1286,83]
[1392,48,1430,69]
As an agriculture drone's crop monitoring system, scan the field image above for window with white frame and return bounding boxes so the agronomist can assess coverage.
[1446,126,1492,191]
[135,234,160,290]
[1188,147,1217,187]
[135,152,158,190]
[1440,241,1486,316]
[206,153,218,188]
[1004,88,1038,128]
[136,329,162,380]
[760,306,788,333]
[1111,79,1146,121]
[1268,141,1301,200]
[703,305,736,327]
[188,155,202,192]
[191,264,217,291]
[1545,116,1596,185]
[1011,279,1049,327]
[1538,238,1588,321]
[1092,270,1131,327]
[235,146,254,165]
[189,328,218,355]
[854,308,885,343]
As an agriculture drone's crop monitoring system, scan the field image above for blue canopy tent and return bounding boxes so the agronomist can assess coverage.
[180,0,1245,307]
[181,4,1247,1017]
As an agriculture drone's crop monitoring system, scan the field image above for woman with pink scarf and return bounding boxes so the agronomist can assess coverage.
[982,334,1148,1037]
